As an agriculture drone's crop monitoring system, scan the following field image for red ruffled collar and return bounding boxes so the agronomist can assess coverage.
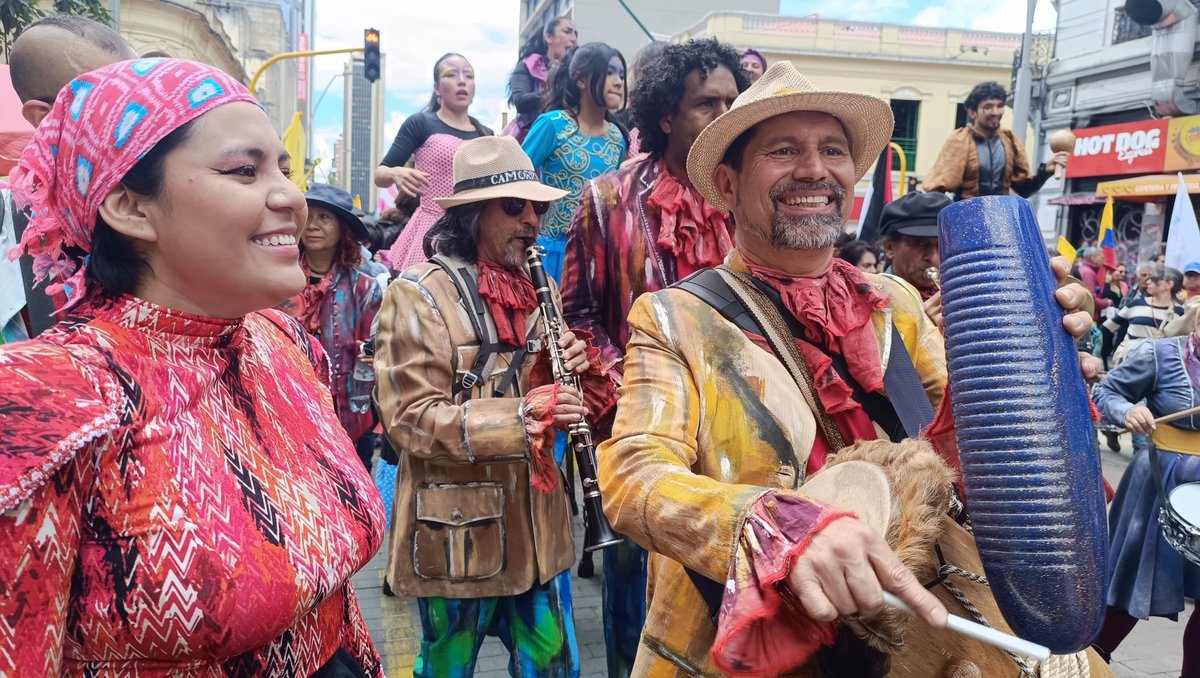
[476,261,537,347]
[648,160,733,270]
[745,257,890,408]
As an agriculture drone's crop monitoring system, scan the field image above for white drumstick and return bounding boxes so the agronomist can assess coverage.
[883,592,1052,661]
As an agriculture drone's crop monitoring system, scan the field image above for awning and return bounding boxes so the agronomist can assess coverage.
[1047,192,1105,206]
[1096,173,1200,202]
[0,66,31,177]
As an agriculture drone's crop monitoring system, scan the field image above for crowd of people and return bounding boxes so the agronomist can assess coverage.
[0,11,1197,678]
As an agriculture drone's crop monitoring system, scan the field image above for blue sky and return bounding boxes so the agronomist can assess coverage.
[307,0,1054,186]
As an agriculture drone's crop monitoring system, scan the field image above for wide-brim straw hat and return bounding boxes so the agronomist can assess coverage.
[436,136,567,209]
[687,61,895,212]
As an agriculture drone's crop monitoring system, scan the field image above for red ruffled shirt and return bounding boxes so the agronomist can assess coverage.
[647,160,734,278]
[743,257,891,472]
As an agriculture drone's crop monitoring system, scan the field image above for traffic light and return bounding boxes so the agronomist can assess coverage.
[364,28,381,83]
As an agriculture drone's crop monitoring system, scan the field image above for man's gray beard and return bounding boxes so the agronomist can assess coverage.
[769,212,845,250]
[502,248,527,270]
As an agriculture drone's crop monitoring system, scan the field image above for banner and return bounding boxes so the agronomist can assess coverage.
[1066,118,1168,179]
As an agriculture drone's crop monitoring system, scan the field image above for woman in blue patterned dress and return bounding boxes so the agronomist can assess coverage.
[522,42,628,281]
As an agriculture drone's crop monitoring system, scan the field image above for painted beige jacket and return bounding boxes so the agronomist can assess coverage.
[375,258,574,599]
[597,253,946,676]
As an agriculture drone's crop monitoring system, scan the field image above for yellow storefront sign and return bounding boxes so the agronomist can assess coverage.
[1165,114,1200,172]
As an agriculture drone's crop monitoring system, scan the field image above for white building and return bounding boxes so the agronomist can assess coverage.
[1040,0,1200,266]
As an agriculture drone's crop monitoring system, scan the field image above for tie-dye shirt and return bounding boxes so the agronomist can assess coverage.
[0,296,385,676]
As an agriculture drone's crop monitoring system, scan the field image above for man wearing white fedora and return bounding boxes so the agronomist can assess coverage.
[374,135,615,677]
[596,62,1100,676]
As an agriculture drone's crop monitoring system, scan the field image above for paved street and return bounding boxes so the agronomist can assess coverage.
[354,435,1192,677]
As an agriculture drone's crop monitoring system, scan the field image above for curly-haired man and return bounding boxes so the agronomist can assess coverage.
[558,37,750,677]
[923,80,1069,199]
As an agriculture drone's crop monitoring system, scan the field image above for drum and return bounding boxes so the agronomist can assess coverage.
[1148,426,1200,567]
[802,455,1114,678]
[1162,482,1200,566]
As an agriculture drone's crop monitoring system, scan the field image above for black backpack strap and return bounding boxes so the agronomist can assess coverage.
[675,268,764,335]
[430,256,502,399]
[880,323,936,437]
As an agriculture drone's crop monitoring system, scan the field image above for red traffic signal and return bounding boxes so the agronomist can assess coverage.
[364,28,380,83]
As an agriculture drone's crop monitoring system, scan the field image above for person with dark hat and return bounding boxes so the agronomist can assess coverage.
[279,182,384,468]
[879,191,951,302]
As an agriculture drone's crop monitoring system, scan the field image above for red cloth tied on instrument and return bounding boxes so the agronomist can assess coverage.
[647,160,734,277]
[521,383,562,494]
[476,261,537,347]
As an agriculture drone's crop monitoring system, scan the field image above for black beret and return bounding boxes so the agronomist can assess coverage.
[878,191,952,238]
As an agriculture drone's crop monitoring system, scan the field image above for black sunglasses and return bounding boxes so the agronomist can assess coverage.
[499,197,550,217]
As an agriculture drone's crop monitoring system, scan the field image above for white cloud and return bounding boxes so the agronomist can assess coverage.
[912,7,946,27]
[907,0,1057,33]
[309,0,520,174]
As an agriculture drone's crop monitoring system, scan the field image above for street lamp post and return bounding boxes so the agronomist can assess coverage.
[1010,0,1038,144]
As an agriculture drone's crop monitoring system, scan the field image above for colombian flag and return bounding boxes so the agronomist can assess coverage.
[1098,194,1117,281]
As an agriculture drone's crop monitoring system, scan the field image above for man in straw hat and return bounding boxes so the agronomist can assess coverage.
[374,135,616,677]
[596,62,1099,676]
[559,37,749,676]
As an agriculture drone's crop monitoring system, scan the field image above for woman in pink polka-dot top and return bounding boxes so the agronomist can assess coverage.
[375,52,492,273]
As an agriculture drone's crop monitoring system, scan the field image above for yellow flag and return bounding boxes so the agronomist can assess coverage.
[353,194,362,211]
[1056,236,1077,264]
[280,112,307,191]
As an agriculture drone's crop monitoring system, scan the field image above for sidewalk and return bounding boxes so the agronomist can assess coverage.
[353,438,1191,677]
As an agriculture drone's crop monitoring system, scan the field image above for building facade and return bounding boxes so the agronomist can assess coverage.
[118,0,246,81]
[112,0,307,134]
[1040,0,1200,269]
[674,11,1022,224]
[342,55,384,209]
[519,0,779,72]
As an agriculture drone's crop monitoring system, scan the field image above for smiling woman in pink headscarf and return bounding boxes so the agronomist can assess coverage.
[0,58,384,676]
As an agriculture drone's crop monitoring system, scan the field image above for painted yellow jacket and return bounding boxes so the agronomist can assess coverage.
[597,252,946,676]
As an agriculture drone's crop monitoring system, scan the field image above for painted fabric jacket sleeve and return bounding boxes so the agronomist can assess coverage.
[560,179,622,372]
[598,294,834,584]
[375,274,528,463]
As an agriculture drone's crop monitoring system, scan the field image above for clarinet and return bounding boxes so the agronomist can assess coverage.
[526,246,622,553]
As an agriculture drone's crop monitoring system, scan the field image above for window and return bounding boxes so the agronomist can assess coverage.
[890,99,920,169]
[1113,1,1200,45]
[955,103,968,130]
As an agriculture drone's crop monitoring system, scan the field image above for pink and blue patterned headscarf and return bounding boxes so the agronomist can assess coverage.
[8,58,258,307]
